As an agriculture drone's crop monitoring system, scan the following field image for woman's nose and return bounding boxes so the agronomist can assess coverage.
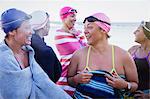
[84,29,88,34]
[73,16,76,21]
[133,31,136,35]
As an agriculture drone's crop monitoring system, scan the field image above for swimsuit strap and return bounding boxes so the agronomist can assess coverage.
[110,45,119,76]
[112,45,115,70]
[133,46,140,58]
[84,46,92,71]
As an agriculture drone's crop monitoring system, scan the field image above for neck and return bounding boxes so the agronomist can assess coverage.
[62,24,73,33]
[5,38,23,54]
[91,39,110,53]
[35,30,44,39]
[140,39,150,51]
[62,25,70,33]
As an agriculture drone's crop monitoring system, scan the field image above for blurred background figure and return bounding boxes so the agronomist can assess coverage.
[128,21,150,99]
[30,10,62,83]
[55,6,87,96]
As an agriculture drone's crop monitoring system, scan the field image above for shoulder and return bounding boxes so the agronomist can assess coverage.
[72,46,88,58]
[128,45,140,54]
[74,46,88,54]
[114,45,135,66]
[114,45,127,54]
[0,41,11,54]
[114,45,131,60]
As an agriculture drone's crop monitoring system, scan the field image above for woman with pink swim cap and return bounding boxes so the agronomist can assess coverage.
[67,12,138,98]
[55,6,87,96]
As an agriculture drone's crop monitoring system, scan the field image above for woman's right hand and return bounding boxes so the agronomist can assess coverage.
[74,70,93,84]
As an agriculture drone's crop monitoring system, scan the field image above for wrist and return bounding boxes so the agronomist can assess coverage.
[73,75,78,85]
[126,82,132,91]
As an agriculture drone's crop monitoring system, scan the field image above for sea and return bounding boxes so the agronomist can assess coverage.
[0,22,139,58]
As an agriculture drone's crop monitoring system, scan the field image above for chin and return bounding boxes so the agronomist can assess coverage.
[87,41,93,45]
[26,41,31,45]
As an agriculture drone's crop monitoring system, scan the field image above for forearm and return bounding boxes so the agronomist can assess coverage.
[125,81,138,92]
[67,75,78,88]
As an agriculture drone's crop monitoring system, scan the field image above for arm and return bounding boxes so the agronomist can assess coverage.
[67,50,93,87]
[67,51,79,87]
[105,51,138,92]
[53,50,62,83]
[36,47,60,83]
[123,52,138,92]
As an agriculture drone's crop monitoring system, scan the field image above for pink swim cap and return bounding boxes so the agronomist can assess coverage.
[60,6,77,20]
[92,13,111,33]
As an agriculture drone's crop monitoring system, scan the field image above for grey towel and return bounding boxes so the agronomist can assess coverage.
[0,41,72,99]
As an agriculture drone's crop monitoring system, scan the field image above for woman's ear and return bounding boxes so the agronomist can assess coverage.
[8,29,17,36]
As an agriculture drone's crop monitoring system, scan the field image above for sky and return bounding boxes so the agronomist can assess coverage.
[0,0,149,22]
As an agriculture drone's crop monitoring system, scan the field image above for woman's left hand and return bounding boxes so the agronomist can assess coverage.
[105,74,127,89]
[133,90,150,99]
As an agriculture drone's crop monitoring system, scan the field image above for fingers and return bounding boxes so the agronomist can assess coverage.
[106,77,115,86]
[105,74,114,81]
[77,70,93,84]
[82,78,91,84]
[136,90,144,94]
[79,70,93,78]
[134,93,142,98]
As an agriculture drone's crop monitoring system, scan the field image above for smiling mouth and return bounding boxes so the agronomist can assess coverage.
[71,21,75,25]
[85,34,91,39]
[27,36,32,41]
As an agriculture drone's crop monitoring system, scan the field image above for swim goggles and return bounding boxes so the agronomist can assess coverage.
[83,16,111,25]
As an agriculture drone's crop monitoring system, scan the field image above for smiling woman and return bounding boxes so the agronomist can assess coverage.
[0,8,71,99]
[55,6,87,96]
[67,12,138,98]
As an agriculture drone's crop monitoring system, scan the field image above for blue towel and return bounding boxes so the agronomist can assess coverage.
[0,41,72,99]
[74,70,119,98]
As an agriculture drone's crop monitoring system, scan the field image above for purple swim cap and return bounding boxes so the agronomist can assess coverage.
[1,8,31,34]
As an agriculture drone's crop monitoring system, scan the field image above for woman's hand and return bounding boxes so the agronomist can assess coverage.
[105,74,128,89]
[74,70,93,84]
[133,90,150,99]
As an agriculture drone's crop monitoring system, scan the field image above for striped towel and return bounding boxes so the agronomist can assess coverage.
[55,29,87,96]
[74,70,119,98]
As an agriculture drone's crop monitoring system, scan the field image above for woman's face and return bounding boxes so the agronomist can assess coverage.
[84,20,103,45]
[14,20,32,46]
[42,19,50,36]
[134,26,146,43]
[63,13,76,29]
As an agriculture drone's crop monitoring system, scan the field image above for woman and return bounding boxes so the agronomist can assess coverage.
[0,8,71,99]
[67,12,138,98]
[55,6,87,96]
[128,21,150,99]
[30,10,62,83]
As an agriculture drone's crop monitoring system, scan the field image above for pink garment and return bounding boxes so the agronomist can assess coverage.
[55,29,86,96]
[92,13,111,33]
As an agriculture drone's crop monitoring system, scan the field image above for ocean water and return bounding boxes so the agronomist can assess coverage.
[0,22,139,57]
